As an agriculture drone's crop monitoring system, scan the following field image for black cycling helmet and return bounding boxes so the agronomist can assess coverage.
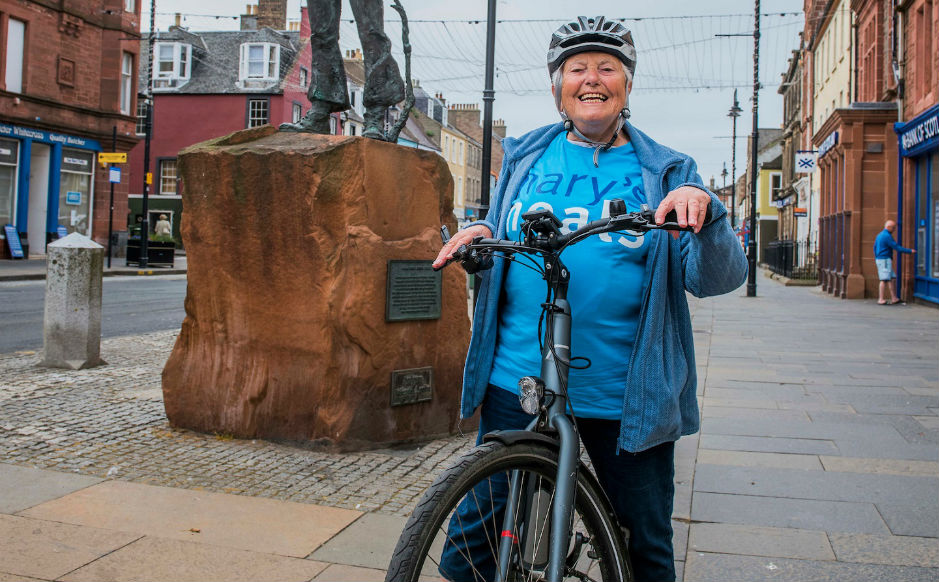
[547,16,637,78]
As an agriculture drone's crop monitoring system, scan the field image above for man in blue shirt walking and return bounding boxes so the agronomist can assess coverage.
[874,220,915,304]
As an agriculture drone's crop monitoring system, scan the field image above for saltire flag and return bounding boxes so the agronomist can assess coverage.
[796,150,817,173]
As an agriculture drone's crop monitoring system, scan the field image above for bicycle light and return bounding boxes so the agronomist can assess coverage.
[518,376,546,415]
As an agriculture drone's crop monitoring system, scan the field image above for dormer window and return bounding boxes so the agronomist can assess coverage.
[153,42,191,87]
[239,43,280,82]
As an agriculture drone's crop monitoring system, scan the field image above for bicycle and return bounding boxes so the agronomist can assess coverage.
[385,200,694,582]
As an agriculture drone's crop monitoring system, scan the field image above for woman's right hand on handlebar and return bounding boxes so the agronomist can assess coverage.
[433,224,493,269]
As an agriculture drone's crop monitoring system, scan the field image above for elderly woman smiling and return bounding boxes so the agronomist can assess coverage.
[434,16,747,582]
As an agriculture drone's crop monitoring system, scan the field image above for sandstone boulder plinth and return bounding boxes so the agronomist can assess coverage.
[161,127,471,451]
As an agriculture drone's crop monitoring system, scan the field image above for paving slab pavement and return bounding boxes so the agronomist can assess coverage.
[0,271,936,581]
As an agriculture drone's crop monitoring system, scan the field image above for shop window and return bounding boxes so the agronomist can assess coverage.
[120,52,134,114]
[933,154,939,278]
[153,42,191,88]
[0,139,19,228]
[159,159,177,195]
[292,103,302,123]
[59,150,95,236]
[4,18,26,94]
[239,43,280,82]
[136,100,148,135]
[247,98,269,128]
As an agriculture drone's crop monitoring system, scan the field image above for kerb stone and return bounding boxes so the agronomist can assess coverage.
[41,233,105,370]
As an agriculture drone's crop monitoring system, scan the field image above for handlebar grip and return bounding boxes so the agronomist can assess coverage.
[662,204,712,225]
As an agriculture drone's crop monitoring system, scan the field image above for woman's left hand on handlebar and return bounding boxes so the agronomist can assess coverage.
[432,224,493,269]
[654,186,712,238]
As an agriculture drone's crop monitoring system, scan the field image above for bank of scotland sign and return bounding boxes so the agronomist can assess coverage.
[796,150,817,173]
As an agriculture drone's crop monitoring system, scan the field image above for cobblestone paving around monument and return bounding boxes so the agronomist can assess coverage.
[0,331,476,516]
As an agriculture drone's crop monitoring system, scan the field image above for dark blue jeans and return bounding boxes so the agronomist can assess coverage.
[439,386,676,582]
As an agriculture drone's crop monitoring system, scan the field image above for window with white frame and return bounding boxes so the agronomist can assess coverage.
[120,52,134,114]
[239,43,280,82]
[292,103,302,123]
[247,98,269,127]
[299,67,308,88]
[135,100,148,135]
[154,42,190,84]
[159,159,177,195]
[4,18,26,93]
[124,0,135,11]
[770,172,783,200]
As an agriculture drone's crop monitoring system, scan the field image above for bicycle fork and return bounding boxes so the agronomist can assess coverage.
[496,296,578,582]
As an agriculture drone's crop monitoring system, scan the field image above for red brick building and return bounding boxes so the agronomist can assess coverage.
[126,1,313,241]
[0,0,141,258]
[810,0,899,299]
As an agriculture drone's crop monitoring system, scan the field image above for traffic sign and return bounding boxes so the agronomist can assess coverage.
[97,152,127,164]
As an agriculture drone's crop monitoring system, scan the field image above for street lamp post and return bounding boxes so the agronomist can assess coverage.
[746,0,760,298]
[139,0,157,268]
[727,90,743,230]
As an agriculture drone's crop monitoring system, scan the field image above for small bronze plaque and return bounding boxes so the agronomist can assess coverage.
[386,260,441,321]
[390,367,433,406]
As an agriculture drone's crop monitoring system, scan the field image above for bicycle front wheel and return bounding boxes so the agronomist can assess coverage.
[386,440,631,582]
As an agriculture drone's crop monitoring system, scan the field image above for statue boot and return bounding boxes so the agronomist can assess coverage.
[280,101,333,133]
[362,107,388,141]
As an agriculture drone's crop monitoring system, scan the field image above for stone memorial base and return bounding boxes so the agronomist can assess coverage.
[161,126,471,451]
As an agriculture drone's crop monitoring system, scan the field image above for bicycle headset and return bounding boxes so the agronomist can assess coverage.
[547,16,638,163]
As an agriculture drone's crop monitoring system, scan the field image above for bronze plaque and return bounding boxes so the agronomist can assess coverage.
[386,260,441,321]
[390,367,433,407]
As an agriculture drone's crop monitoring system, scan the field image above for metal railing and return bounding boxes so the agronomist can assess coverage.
[765,239,818,280]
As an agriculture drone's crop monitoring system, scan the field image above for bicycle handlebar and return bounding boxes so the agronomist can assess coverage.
[436,198,704,274]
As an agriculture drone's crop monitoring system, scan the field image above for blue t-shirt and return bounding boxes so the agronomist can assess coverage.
[488,133,649,419]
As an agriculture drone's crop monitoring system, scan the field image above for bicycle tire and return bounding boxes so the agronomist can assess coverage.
[385,440,631,582]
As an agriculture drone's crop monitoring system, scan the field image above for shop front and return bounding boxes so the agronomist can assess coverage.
[896,104,939,305]
[0,122,101,258]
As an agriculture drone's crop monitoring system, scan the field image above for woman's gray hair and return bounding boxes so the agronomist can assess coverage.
[552,60,633,115]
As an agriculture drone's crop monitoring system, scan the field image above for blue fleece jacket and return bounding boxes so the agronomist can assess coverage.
[463,121,749,452]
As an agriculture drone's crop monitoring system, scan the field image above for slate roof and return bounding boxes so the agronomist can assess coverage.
[408,107,442,148]
[139,27,300,95]
[398,115,439,151]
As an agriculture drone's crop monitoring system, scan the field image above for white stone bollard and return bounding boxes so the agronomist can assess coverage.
[41,233,106,370]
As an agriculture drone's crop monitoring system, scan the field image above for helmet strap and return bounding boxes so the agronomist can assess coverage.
[563,112,626,167]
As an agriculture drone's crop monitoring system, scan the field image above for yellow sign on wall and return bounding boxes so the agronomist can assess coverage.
[97,152,127,164]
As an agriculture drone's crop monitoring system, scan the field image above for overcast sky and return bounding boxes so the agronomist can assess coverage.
[142,0,804,185]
